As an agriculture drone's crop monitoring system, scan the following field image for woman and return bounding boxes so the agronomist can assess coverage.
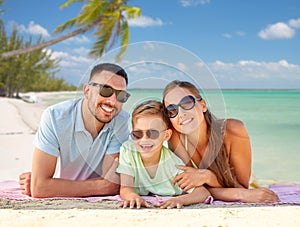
[163,80,279,203]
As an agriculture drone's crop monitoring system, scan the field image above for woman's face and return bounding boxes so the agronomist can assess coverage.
[164,87,206,134]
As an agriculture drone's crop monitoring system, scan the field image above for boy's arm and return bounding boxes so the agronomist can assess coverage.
[155,186,211,209]
[119,173,151,209]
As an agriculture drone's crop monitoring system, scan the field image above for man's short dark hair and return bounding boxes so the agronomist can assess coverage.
[90,63,128,85]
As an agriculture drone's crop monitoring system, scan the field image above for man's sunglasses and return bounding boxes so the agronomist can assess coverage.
[165,95,202,118]
[89,82,130,103]
[131,129,167,140]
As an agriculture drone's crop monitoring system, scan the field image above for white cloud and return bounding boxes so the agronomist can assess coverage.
[235,31,245,36]
[222,31,245,39]
[209,60,300,83]
[128,15,164,27]
[50,49,94,85]
[177,62,187,71]
[62,35,91,45]
[258,22,295,40]
[7,21,50,38]
[15,21,50,38]
[179,0,210,7]
[289,17,300,29]
[222,33,232,39]
[72,47,90,55]
[53,51,93,66]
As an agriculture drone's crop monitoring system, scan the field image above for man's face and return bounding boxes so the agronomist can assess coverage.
[84,70,128,124]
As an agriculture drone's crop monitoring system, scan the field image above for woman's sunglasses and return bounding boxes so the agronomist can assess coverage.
[165,95,202,118]
[89,82,130,103]
[131,129,166,140]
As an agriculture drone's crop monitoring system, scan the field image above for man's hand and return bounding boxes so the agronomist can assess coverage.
[102,157,120,185]
[19,172,31,196]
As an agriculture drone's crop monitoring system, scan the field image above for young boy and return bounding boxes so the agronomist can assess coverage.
[116,100,211,209]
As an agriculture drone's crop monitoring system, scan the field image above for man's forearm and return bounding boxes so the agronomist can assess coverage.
[31,177,119,198]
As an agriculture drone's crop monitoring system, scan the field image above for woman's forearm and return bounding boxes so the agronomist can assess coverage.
[207,187,244,202]
[207,187,280,203]
[205,170,222,188]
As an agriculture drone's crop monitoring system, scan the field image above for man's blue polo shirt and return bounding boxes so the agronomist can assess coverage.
[34,98,130,180]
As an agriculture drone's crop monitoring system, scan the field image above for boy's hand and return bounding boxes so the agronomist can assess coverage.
[119,196,152,209]
[154,197,183,209]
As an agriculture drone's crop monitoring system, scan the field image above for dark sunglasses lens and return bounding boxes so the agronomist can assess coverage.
[131,130,160,140]
[166,104,178,118]
[180,96,195,110]
[147,130,160,139]
[99,85,114,97]
[116,91,130,103]
[131,131,143,140]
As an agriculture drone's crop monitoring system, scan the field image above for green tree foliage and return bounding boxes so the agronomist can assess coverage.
[0,20,76,97]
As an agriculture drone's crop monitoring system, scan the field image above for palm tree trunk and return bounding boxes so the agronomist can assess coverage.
[1,21,99,59]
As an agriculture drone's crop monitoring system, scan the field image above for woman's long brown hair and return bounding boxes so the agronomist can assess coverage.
[163,80,237,187]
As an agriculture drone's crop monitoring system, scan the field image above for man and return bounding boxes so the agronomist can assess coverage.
[19,63,130,198]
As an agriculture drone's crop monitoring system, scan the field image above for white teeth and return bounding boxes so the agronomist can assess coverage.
[181,118,192,125]
[140,145,152,149]
[139,144,153,152]
[101,104,113,113]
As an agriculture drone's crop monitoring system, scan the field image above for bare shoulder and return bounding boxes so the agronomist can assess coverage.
[225,119,249,139]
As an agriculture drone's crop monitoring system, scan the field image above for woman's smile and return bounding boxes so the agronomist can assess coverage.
[180,117,193,126]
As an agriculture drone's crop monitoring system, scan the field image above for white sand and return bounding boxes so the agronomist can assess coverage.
[0,94,299,227]
[0,97,45,180]
[0,206,300,226]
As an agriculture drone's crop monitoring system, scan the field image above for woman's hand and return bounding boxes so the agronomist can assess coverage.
[173,166,218,191]
[119,195,152,209]
[240,187,280,203]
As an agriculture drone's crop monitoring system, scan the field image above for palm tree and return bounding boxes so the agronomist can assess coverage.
[0,0,4,15]
[1,0,141,61]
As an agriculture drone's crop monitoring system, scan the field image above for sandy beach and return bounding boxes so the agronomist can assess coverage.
[0,94,299,227]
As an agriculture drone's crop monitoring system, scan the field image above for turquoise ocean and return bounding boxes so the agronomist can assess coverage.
[42,89,300,184]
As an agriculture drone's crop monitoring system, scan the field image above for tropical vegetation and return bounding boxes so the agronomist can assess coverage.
[0,0,141,97]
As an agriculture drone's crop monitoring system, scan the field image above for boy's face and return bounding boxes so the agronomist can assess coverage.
[132,115,171,156]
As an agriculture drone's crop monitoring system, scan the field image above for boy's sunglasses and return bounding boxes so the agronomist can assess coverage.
[89,82,130,103]
[165,95,202,118]
[131,129,167,140]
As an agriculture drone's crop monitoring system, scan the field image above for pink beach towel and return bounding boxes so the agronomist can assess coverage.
[0,180,299,206]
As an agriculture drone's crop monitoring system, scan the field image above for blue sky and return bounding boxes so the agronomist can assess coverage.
[2,0,300,89]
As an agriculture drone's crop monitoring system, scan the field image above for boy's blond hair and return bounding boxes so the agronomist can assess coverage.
[132,100,170,128]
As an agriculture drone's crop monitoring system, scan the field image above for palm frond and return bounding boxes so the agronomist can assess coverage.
[116,20,129,62]
[89,17,116,57]
[53,17,78,33]
[76,1,106,26]
[120,6,141,19]
[60,0,85,9]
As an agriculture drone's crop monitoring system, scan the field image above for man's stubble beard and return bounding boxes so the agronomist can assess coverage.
[88,101,118,124]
